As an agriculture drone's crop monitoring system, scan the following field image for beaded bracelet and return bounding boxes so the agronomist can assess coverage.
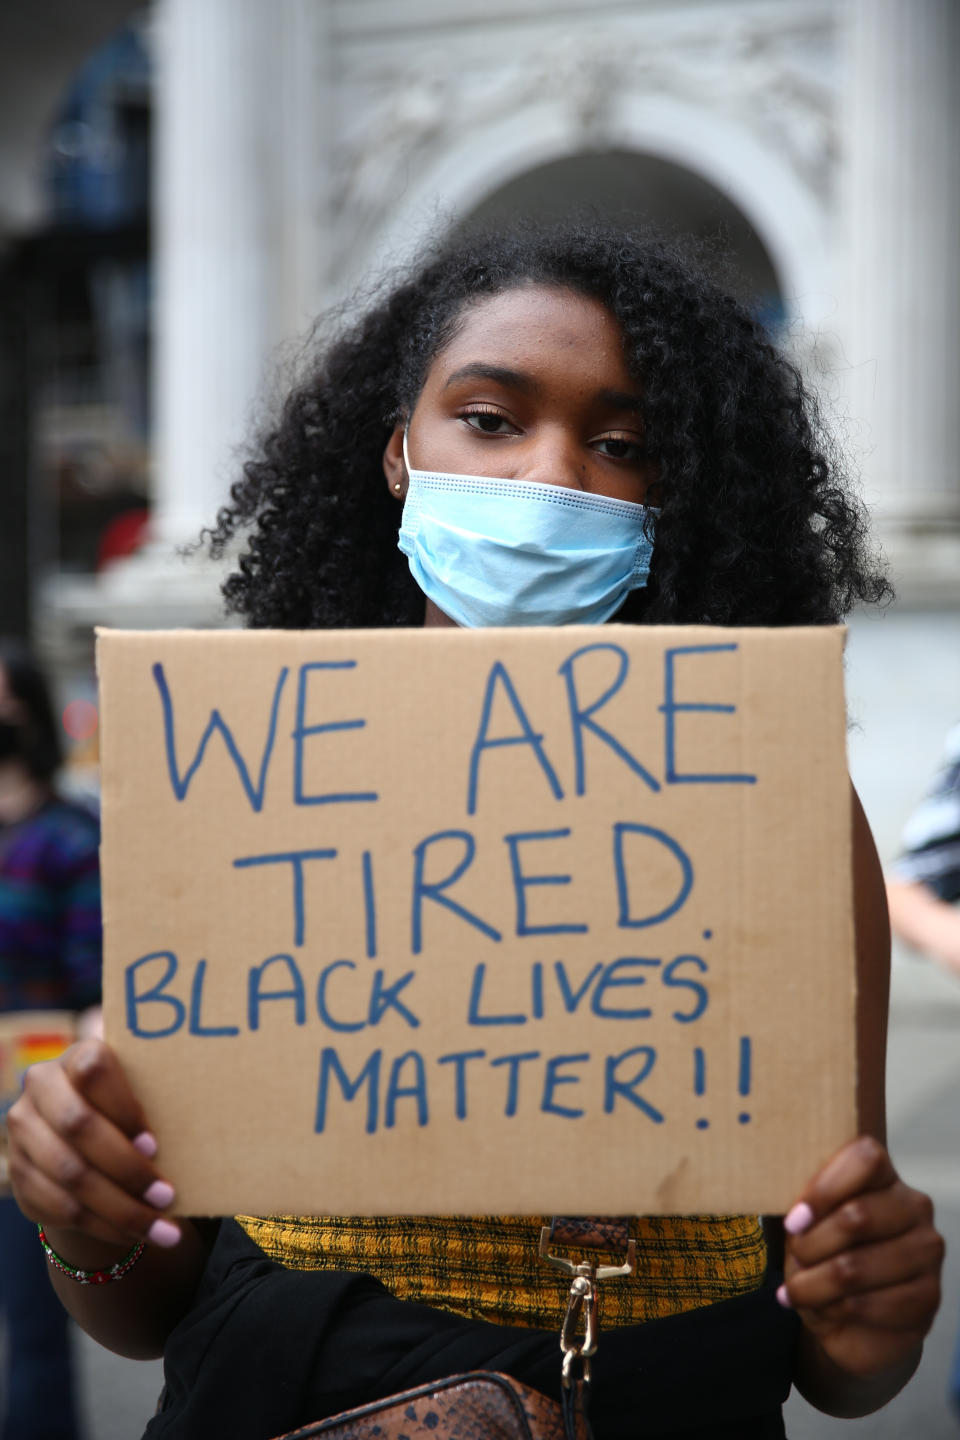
[37,1225,146,1285]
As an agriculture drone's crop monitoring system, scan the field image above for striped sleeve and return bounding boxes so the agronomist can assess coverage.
[890,723,960,903]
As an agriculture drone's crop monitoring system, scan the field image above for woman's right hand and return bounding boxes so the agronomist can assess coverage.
[7,1038,181,1251]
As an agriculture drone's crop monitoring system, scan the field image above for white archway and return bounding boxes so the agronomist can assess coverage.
[349,92,832,338]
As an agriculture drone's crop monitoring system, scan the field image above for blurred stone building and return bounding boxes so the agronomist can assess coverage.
[2,0,958,670]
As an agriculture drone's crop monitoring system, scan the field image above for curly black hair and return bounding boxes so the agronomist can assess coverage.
[207,220,890,628]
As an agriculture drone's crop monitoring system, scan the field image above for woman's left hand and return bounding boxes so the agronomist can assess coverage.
[780,1135,944,1382]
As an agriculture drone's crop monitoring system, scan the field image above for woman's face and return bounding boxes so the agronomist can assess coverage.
[383,283,659,626]
[387,284,656,501]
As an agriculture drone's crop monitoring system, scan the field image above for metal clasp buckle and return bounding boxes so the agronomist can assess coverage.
[539,1227,636,1387]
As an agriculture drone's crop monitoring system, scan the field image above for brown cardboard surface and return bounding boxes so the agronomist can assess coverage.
[97,625,855,1217]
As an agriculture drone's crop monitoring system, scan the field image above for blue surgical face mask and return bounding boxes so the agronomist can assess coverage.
[397,432,656,628]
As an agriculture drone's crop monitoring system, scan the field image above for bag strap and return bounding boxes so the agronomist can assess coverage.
[546,1216,631,1254]
[538,1214,636,1417]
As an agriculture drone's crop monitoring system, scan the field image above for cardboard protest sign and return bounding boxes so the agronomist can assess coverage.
[98,625,855,1217]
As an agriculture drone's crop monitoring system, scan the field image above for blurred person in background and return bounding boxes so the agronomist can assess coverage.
[887,723,960,982]
[886,722,960,1420]
[0,641,102,1440]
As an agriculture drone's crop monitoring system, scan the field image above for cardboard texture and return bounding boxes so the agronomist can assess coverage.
[98,625,855,1217]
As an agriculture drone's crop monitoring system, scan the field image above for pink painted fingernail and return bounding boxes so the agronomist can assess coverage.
[776,1284,793,1309]
[143,1179,175,1209]
[132,1131,158,1158]
[147,1218,181,1248]
[784,1201,814,1235]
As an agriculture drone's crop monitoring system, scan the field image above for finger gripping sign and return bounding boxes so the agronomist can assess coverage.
[97,625,855,1216]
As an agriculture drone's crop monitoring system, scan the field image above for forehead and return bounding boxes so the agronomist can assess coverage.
[434,284,631,377]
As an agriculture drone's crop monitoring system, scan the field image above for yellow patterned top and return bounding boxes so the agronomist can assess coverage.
[234,1214,766,1328]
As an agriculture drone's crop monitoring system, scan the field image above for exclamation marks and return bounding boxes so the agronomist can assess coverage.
[694,1047,709,1129]
[738,1036,752,1124]
[693,1038,752,1128]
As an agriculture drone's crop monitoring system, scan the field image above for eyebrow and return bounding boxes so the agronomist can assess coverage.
[443,362,539,395]
[442,363,644,414]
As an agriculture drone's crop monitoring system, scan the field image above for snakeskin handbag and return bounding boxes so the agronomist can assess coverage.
[271,1218,637,1440]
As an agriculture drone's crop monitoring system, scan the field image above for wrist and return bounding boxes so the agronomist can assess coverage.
[39,1226,133,1272]
[38,1225,145,1285]
[796,1328,923,1418]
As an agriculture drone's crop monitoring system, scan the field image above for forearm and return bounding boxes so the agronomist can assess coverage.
[886,879,960,966]
[794,1327,922,1418]
[42,1218,214,1358]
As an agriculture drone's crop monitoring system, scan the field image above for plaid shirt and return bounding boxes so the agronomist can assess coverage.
[890,722,960,903]
[0,797,102,1014]
[235,1212,767,1327]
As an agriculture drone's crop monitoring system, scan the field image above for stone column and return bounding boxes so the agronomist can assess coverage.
[151,0,273,548]
[841,0,960,597]
[62,0,333,636]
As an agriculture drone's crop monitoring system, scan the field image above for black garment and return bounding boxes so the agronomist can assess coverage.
[145,1221,797,1440]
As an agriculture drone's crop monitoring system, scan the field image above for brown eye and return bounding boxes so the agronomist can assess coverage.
[594,437,645,462]
[462,410,515,435]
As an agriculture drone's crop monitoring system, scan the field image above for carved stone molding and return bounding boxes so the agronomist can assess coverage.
[328,7,838,268]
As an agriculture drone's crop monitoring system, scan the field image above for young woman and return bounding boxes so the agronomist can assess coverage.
[6,223,944,1440]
